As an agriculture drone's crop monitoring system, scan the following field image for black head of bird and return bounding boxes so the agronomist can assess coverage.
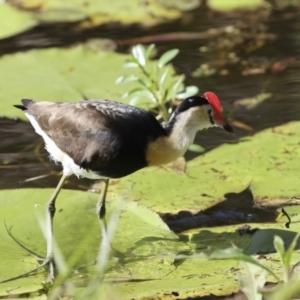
[9,91,233,282]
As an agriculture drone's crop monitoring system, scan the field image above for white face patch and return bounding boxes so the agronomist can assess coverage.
[146,105,215,166]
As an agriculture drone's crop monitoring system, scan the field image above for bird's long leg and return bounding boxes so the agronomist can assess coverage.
[96,178,109,233]
[44,174,68,282]
[0,175,67,284]
[96,179,109,263]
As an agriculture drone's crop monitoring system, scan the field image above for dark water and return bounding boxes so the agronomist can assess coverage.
[1,5,300,228]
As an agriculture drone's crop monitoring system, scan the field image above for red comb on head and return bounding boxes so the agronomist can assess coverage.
[202,92,221,111]
[202,91,225,125]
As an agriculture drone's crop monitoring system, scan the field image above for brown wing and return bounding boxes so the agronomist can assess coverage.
[25,99,147,169]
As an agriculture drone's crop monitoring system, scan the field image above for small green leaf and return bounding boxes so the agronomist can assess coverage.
[274,235,285,262]
[277,233,300,283]
[137,90,156,103]
[262,278,300,300]
[122,87,145,98]
[188,144,205,153]
[115,74,139,84]
[123,57,139,68]
[274,235,291,283]
[285,233,300,268]
[176,86,199,99]
[238,262,266,300]
[145,44,156,59]
[159,68,169,87]
[138,78,150,88]
[132,45,146,66]
[125,89,156,103]
[158,49,179,68]
[129,96,148,106]
[123,61,139,68]
[169,75,184,100]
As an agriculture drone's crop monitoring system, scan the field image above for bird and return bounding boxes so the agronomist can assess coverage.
[9,91,233,283]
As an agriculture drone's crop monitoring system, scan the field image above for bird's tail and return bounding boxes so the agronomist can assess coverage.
[13,99,33,111]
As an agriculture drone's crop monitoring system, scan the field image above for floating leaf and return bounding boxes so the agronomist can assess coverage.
[207,0,265,11]
[0,189,184,297]
[0,4,37,39]
[110,121,300,217]
[0,46,154,118]
[207,247,280,281]
[0,0,189,40]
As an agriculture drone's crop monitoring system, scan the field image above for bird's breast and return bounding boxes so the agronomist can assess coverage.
[146,137,184,166]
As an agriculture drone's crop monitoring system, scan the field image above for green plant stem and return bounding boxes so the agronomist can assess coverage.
[138,63,169,122]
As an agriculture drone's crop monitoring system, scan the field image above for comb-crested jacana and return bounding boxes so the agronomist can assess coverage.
[10,92,233,282]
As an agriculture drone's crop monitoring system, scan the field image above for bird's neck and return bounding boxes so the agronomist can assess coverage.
[146,109,210,166]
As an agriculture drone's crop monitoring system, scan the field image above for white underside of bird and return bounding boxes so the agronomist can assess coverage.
[26,113,103,179]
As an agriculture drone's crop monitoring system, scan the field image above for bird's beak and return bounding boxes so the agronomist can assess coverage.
[223,122,234,133]
[214,115,234,133]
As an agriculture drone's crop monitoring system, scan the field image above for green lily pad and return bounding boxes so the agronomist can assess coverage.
[0,188,184,297]
[109,121,300,214]
[1,0,200,40]
[0,45,180,119]
[115,258,241,299]
[0,4,37,39]
[1,188,299,299]
[207,0,266,12]
[180,225,251,252]
[0,46,128,117]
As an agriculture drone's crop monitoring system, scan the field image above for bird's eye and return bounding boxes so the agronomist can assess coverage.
[206,107,213,115]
